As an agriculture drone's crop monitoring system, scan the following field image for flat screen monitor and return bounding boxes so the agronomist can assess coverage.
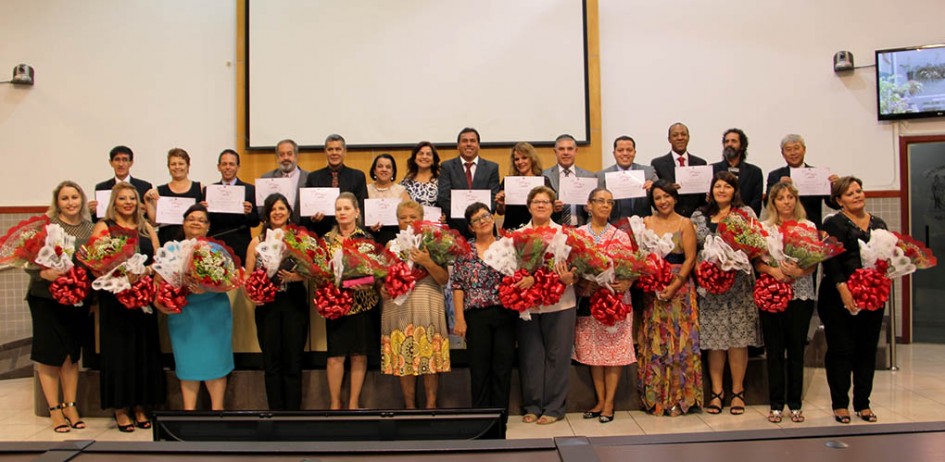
[876,44,945,120]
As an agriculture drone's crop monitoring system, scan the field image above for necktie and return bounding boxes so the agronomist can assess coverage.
[464,162,473,188]
[561,169,573,225]
[331,170,339,188]
[677,156,686,167]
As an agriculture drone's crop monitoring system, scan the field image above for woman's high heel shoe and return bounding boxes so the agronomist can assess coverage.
[114,412,135,433]
[61,402,86,429]
[49,405,70,433]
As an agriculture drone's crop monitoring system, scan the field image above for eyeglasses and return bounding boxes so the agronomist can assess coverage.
[470,214,494,226]
[590,198,615,206]
[530,200,552,206]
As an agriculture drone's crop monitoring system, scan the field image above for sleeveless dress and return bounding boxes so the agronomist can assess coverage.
[167,291,234,381]
[637,228,704,415]
[97,221,166,409]
[156,181,202,245]
[381,274,451,376]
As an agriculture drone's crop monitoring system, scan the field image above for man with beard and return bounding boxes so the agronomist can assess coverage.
[765,134,839,228]
[712,128,764,216]
[650,122,708,217]
[261,139,310,224]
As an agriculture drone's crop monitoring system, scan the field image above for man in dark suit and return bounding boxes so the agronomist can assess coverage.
[437,127,500,237]
[765,134,839,228]
[261,139,310,224]
[543,134,597,227]
[597,135,658,223]
[89,145,153,221]
[205,149,259,264]
[650,122,708,217]
[304,134,368,236]
[712,128,764,216]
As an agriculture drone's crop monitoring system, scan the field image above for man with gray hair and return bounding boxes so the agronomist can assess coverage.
[544,134,597,226]
[261,139,309,223]
[305,134,368,236]
[765,134,839,228]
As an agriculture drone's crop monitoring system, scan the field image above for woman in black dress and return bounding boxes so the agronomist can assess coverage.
[144,148,202,245]
[26,181,95,433]
[245,193,308,411]
[94,182,165,432]
[818,176,887,424]
[494,142,551,231]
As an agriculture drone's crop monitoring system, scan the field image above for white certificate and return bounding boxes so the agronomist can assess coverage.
[451,189,491,219]
[558,176,598,204]
[675,165,713,195]
[95,190,111,217]
[423,205,443,222]
[504,176,546,205]
[299,187,339,217]
[604,170,647,199]
[204,184,245,214]
[364,198,401,226]
[255,178,296,207]
[155,197,196,225]
[791,167,832,196]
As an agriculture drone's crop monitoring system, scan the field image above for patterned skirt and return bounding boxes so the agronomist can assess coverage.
[381,276,451,376]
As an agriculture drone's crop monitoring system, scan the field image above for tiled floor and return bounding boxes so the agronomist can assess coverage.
[2,343,944,442]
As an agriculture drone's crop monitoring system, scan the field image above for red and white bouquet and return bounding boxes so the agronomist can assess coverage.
[848,229,936,312]
[385,226,429,305]
[0,215,49,267]
[696,235,752,295]
[718,208,769,260]
[483,226,564,319]
[313,238,384,320]
[244,228,286,305]
[78,227,153,311]
[36,223,91,307]
[622,216,675,293]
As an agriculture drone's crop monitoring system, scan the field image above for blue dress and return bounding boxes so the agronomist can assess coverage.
[167,291,234,381]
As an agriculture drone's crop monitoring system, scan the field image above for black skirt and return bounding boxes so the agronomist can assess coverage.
[27,295,90,366]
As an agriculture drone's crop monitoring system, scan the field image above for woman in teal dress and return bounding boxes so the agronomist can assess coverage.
[155,204,234,410]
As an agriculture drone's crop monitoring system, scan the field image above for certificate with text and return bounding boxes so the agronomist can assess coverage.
[156,197,196,225]
[791,167,832,196]
[95,190,111,218]
[255,178,296,208]
[674,165,713,195]
[604,170,646,199]
[205,184,246,214]
[558,176,598,204]
[451,189,491,219]
[423,206,443,222]
[299,187,340,217]
[364,198,401,226]
[504,176,546,205]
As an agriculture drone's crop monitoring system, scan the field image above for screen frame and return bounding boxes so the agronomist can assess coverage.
[875,43,945,121]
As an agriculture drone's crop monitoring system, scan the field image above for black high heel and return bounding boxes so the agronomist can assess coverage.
[856,410,878,422]
[833,409,851,424]
[61,402,86,429]
[705,391,724,415]
[729,391,746,415]
[114,412,135,433]
[49,405,70,433]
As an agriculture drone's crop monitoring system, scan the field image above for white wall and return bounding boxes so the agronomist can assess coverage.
[599,0,945,189]
[0,0,236,206]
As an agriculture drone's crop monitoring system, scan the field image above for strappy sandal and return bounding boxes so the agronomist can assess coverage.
[114,411,135,433]
[729,391,746,415]
[48,405,70,433]
[833,409,851,424]
[705,391,724,414]
[61,402,86,429]
[789,409,805,423]
[767,409,782,423]
[856,410,878,422]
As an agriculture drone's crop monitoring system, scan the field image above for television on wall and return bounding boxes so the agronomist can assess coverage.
[876,44,945,120]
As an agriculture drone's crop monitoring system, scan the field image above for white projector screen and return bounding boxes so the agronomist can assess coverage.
[247,0,589,149]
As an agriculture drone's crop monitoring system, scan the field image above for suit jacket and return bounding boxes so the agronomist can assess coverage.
[261,167,310,224]
[597,163,657,222]
[304,165,368,236]
[543,164,597,226]
[93,176,153,222]
[437,156,500,237]
[650,151,707,217]
[712,159,764,217]
[206,178,259,264]
[765,164,838,229]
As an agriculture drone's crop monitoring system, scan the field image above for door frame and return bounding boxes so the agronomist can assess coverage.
[898,134,945,343]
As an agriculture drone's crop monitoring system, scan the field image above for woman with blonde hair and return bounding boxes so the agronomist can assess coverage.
[495,142,552,230]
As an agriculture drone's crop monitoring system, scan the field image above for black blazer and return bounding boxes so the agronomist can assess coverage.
[650,151,707,217]
[304,165,368,236]
[93,176,153,222]
[206,178,259,264]
[765,165,839,229]
[437,157,500,237]
[712,160,764,217]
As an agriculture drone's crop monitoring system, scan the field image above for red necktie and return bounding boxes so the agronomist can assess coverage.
[677,156,686,167]
[464,162,473,188]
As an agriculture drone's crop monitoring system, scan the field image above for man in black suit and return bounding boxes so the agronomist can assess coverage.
[712,128,764,216]
[437,127,500,237]
[89,145,153,221]
[205,149,259,264]
[597,135,658,223]
[261,139,310,224]
[650,122,708,217]
[304,134,368,236]
[765,134,839,228]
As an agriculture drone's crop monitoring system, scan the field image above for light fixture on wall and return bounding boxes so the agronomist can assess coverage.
[833,51,854,73]
[1,64,34,86]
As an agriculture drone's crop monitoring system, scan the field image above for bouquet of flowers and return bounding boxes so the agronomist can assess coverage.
[282,225,332,284]
[484,226,562,319]
[780,221,845,268]
[34,223,90,307]
[76,227,138,276]
[848,229,936,311]
[152,239,195,313]
[78,227,153,311]
[894,232,937,270]
[0,215,49,267]
[186,238,243,292]
[244,228,286,305]
[718,208,769,260]
[385,226,431,305]
[313,238,382,320]
[413,220,470,266]
[563,227,611,278]
[696,235,752,295]
[625,217,676,293]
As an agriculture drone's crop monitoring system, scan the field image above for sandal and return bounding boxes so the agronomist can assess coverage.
[768,409,783,423]
[134,407,151,429]
[522,413,539,424]
[789,409,805,423]
[48,405,70,434]
[536,415,562,425]
[729,391,746,415]
[856,410,878,422]
[833,409,851,424]
[705,391,724,415]
[114,412,135,433]
[61,402,86,429]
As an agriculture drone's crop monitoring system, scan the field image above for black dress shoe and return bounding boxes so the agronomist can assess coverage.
[599,414,614,423]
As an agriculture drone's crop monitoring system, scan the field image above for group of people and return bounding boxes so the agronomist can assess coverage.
[24,123,890,434]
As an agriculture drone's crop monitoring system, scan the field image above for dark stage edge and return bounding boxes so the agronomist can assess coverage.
[5,422,945,461]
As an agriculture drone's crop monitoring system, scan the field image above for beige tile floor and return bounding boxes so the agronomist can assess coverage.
[1,343,944,442]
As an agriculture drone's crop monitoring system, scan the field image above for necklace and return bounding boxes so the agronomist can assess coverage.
[587,222,610,239]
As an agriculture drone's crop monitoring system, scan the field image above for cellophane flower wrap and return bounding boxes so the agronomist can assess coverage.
[283,225,332,284]
[76,227,138,276]
[696,235,751,295]
[624,217,675,293]
[718,208,769,260]
[152,239,195,313]
[894,232,937,270]
[483,226,558,320]
[244,228,285,305]
[78,227,152,311]
[385,226,430,305]
[34,223,90,307]
[0,215,50,267]
[848,229,936,311]
[186,238,243,292]
[313,238,380,320]
[414,220,470,266]
[780,221,845,268]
